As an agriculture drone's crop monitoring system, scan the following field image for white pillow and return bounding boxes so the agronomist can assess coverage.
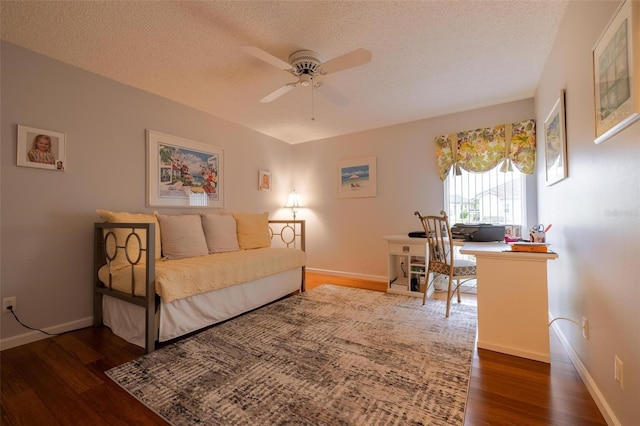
[200,214,240,253]
[156,214,208,260]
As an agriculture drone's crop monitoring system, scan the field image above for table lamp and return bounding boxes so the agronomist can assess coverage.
[284,190,303,220]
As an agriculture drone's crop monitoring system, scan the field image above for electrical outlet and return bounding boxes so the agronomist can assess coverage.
[2,297,16,314]
[614,355,624,389]
[582,316,589,340]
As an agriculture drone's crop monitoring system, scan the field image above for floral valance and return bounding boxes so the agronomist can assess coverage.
[435,119,536,181]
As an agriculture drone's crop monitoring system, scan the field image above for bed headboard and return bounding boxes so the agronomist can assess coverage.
[268,220,305,251]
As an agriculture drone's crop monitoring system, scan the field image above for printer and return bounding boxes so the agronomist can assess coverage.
[450,223,505,242]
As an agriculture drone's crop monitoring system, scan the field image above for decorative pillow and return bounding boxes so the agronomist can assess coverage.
[156,214,209,260]
[232,212,271,250]
[200,214,240,253]
[96,209,162,271]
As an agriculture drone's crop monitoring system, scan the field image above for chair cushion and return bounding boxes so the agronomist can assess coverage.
[453,258,476,276]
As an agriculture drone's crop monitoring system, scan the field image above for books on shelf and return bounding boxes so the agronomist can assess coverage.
[509,242,550,253]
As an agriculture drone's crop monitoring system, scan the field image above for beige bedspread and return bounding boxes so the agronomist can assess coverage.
[98,247,306,303]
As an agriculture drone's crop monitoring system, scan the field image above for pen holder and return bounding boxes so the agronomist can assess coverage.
[530,231,546,243]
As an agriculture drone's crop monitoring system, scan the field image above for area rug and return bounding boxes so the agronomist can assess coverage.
[106,284,477,425]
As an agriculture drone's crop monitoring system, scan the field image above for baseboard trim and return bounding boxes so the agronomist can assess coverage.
[550,321,620,426]
[477,341,550,363]
[0,316,94,351]
[306,267,387,283]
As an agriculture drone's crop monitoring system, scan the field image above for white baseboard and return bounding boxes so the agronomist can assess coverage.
[306,267,387,283]
[550,321,620,426]
[0,316,94,351]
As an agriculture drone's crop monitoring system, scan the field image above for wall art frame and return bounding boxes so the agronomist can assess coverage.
[17,124,66,171]
[258,170,272,192]
[544,90,568,186]
[337,156,377,198]
[592,0,640,144]
[146,129,223,208]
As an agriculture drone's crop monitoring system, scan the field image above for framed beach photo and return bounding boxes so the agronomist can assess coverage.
[17,125,66,171]
[544,90,568,186]
[337,156,377,198]
[146,130,224,208]
[258,170,272,192]
[592,0,640,144]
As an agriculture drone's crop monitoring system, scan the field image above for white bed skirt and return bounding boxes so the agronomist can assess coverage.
[102,268,302,348]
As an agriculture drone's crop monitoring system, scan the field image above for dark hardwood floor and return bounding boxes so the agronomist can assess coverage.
[1,272,606,425]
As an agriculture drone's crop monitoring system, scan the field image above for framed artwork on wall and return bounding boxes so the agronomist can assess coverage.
[544,90,568,186]
[592,0,640,144]
[146,130,224,208]
[258,170,272,192]
[337,156,377,198]
[16,124,66,171]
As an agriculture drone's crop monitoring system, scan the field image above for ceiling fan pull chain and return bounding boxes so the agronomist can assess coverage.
[311,78,315,121]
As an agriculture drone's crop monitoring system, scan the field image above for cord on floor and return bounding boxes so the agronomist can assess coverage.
[6,306,88,336]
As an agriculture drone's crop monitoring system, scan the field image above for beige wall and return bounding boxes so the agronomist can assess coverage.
[1,42,296,346]
[535,1,639,424]
[292,100,536,279]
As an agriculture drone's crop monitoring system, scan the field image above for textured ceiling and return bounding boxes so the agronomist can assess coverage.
[1,1,569,144]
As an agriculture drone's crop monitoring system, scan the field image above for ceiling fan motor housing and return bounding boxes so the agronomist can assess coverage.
[288,50,323,78]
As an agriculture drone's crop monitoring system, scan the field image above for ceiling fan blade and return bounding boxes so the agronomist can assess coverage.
[260,84,296,103]
[321,48,372,75]
[241,46,292,70]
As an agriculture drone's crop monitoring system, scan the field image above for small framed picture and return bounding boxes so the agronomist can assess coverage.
[258,170,272,192]
[337,157,377,198]
[17,125,66,171]
[544,90,568,186]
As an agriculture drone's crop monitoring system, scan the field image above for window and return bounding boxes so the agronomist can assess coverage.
[444,166,527,229]
[434,118,536,233]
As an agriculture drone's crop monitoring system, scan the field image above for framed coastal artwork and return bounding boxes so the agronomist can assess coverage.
[16,124,66,171]
[258,170,272,192]
[544,90,568,186]
[592,0,640,144]
[337,156,377,198]
[146,130,223,208]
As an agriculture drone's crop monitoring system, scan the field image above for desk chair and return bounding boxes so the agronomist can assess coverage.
[414,210,477,317]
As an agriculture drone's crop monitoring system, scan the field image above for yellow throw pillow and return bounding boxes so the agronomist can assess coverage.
[232,212,271,249]
[96,210,162,271]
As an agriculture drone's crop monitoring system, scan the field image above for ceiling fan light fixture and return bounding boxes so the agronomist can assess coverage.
[298,74,313,86]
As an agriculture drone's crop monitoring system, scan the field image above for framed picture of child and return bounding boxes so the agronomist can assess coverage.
[17,125,66,171]
[258,170,272,192]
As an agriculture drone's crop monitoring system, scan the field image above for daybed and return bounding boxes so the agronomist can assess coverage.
[93,210,306,353]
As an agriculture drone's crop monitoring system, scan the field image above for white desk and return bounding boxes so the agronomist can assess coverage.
[460,242,558,363]
[382,235,429,298]
[382,235,467,297]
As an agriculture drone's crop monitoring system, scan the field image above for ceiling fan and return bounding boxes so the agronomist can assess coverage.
[241,46,372,104]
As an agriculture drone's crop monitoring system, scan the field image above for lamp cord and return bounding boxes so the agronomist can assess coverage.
[6,306,84,337]
[548,317,581,328]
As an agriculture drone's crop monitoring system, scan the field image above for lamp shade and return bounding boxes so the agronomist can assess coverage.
[284,190,303,208]
[285,190,303,220]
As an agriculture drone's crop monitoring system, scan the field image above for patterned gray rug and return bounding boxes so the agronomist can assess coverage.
[106,284,477,425]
